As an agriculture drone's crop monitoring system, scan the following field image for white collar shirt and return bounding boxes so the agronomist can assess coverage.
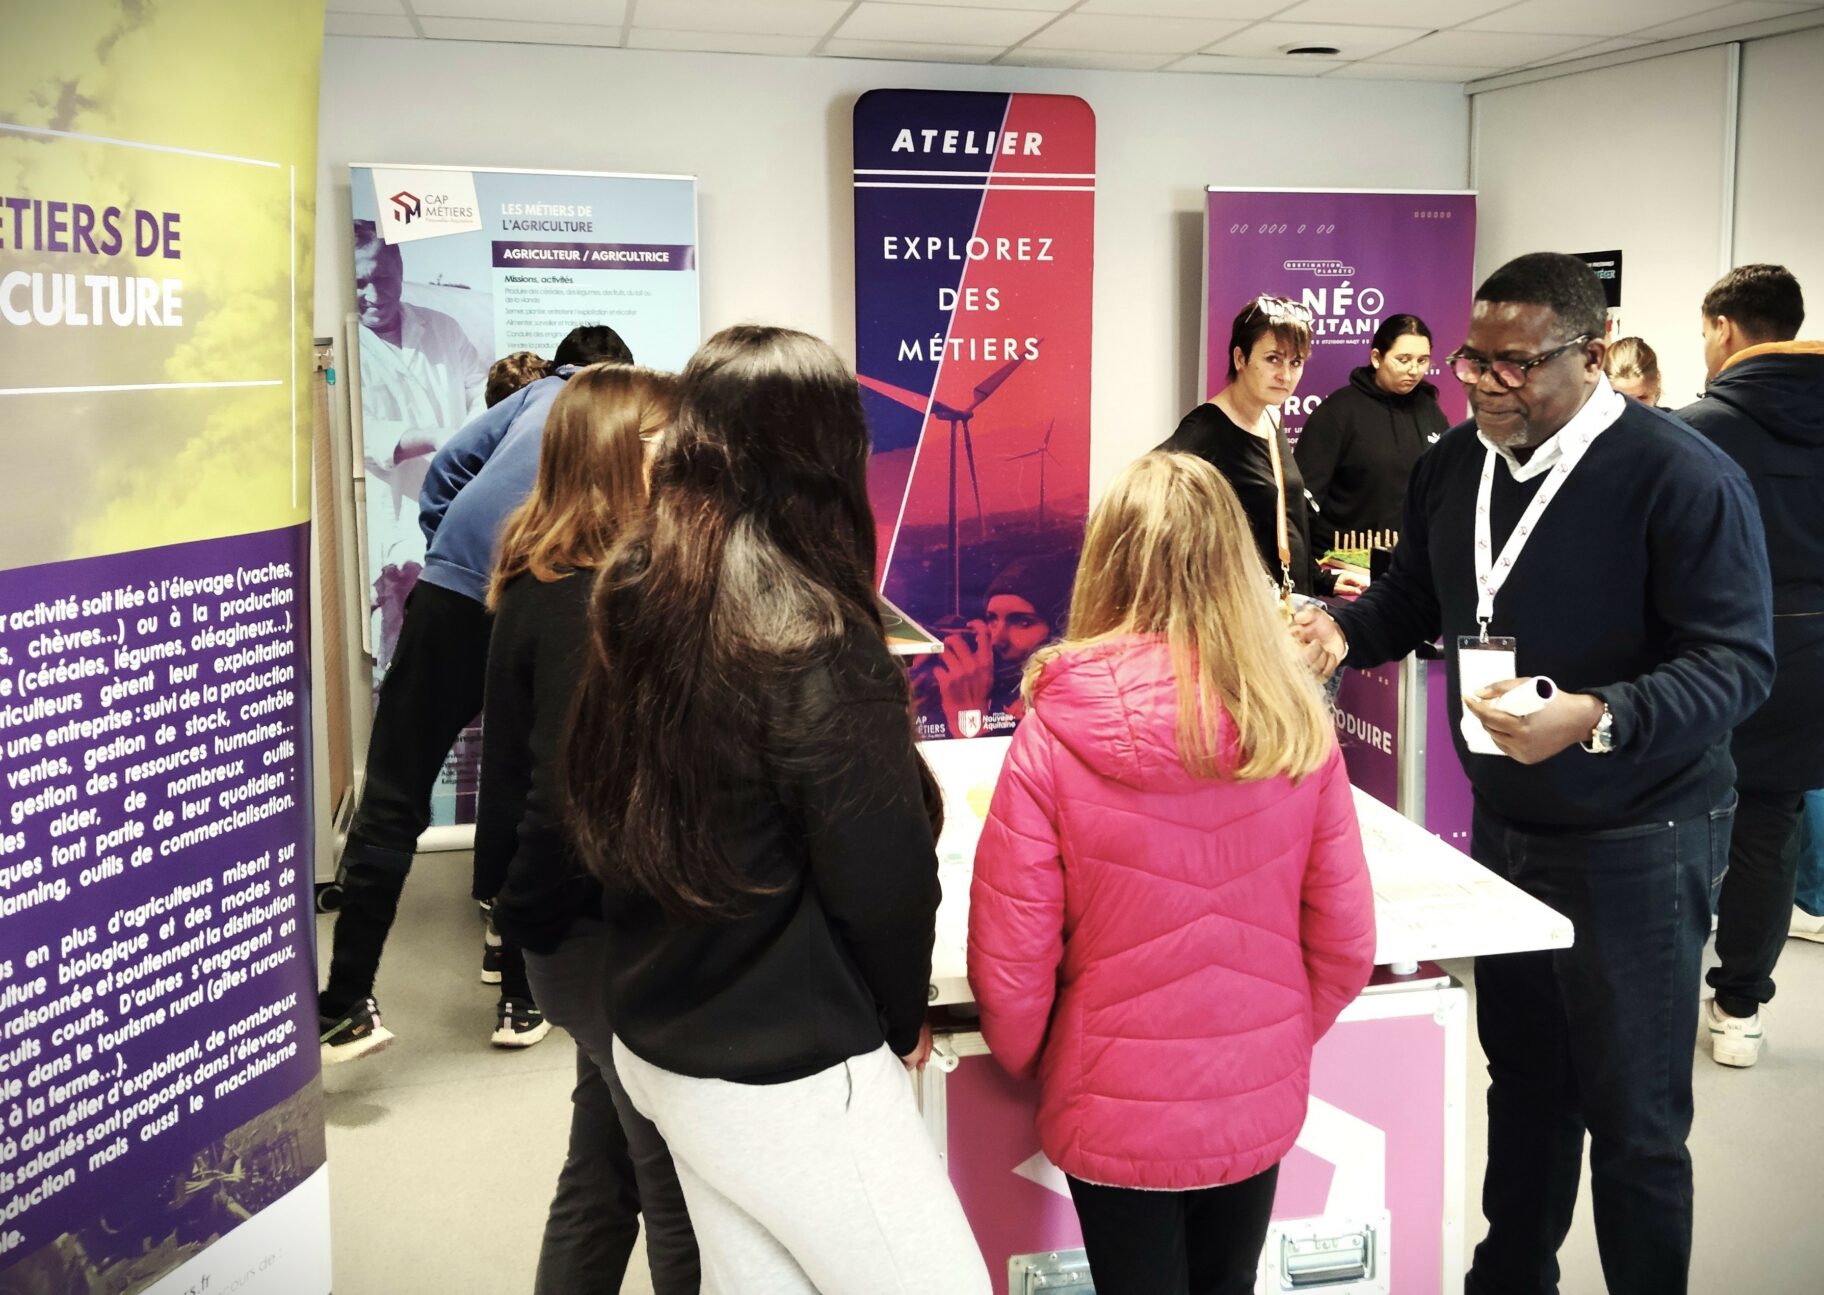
[1476,373,1627,482]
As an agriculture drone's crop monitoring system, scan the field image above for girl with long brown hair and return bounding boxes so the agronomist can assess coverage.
[969,451,1375,1295]
[473,363,700,1293]
[561,325,988,1293]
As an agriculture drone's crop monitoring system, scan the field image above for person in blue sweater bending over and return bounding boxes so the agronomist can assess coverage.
[319,323,633,1064]
[1295,253,1774,1295]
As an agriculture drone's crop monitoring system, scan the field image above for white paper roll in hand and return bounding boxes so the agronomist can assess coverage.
[1460,676,1558,755]
[1490,676,1557,717]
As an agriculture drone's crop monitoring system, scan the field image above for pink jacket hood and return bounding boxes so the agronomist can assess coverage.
[968,636,1375,1190]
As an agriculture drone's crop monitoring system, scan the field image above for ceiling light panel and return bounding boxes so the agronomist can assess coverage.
[835,3,1058,44]
[1020,12,1247,52]
[1204,21,1433,59]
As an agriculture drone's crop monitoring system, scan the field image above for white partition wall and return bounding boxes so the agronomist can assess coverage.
[1470,47,1735,406]
[1735,27,1824,316]
[314,36,1470,498]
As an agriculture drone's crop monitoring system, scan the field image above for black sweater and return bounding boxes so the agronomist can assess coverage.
[596,629,942,1083]
[473,570,602,955]
[1295,367,1448,553]
[1334,399,1775,830]
[1160,402,1332,596]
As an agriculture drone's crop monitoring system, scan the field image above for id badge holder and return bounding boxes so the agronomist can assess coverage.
[1458,634,1517,756]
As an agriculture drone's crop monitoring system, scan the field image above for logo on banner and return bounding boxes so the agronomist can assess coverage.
[370,168,482,244]
[956,709,984,739]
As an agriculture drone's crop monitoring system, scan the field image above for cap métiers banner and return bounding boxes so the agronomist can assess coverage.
[348,164,699,828]
[1205,189,1477,440]
[854,89,1094,744]
[1,3,330,1293]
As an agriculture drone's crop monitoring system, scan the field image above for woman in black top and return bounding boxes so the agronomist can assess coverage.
[474,364,700,1294]
[562,326,990,1291]
[1295,313,1449,554]
[1162,296,1361,599]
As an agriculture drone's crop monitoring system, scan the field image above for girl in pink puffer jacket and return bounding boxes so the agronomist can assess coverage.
[969,450,1375,1295]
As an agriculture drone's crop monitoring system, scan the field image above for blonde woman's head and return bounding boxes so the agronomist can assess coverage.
[1604,336,1662,406]
[1030,451,1333,781]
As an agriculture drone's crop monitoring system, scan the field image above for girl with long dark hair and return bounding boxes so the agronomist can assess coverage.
[561,325,989,1293]
[474,364,700,1293]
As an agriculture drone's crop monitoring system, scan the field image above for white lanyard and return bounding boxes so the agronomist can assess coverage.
[1473,424,1606,638]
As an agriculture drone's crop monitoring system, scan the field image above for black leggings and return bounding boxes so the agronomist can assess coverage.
[1068,1164,1279,1295]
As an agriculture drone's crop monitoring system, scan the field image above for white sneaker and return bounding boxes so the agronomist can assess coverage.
[1789,906,1824,943]
[1704,998,1763,1068]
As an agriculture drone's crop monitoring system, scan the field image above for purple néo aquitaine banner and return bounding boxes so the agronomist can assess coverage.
[1204,189,1477,442]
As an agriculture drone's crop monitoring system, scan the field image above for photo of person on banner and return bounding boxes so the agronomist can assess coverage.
[914,551,1075,740]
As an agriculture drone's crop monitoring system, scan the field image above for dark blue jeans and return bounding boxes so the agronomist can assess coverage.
[1464,799,1732,1295]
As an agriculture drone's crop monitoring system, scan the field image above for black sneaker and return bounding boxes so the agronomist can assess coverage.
[320,997,395,1066]
[491,998,550,1050]
[480,919,503,985]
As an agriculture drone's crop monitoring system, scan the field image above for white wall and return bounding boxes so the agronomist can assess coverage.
[1735,27,1824,323]
[316,36,1469,494]
[1471,47,1734,407]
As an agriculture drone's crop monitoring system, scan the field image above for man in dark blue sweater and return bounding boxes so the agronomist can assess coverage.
[1296,253,1774,1295]
[1679,264,1824,1069]
[319,324,632,1064]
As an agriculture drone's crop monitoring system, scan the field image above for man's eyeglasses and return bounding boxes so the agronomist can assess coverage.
[1248,294,1314,325]
[1445,336,1590,390]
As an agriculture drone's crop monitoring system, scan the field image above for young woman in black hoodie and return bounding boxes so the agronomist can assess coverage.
[474,364,700,1293]
[1295,313,1449,555]
[562,326,989,1293]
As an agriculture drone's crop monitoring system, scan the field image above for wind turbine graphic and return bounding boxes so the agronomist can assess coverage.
[928,353,1027,616]
[1005,419,1058,529]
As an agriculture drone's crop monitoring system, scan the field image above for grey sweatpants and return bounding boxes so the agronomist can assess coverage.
[613,1037,991,1295]
[523,924,700,1294]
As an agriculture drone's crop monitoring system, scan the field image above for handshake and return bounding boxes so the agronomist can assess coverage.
[1289,605,1347,680]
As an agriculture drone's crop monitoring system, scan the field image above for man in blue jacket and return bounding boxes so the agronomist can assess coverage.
[1680,264,1824,1068]
[320,324,633,1063]
[1294,253,1773,1295]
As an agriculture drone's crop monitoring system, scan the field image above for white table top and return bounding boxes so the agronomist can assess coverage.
[922,736,1573,1007]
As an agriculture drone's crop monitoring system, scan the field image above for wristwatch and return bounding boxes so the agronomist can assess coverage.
[1581,703,1616,755]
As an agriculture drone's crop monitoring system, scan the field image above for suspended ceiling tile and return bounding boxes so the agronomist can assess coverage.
[632,0,851,38]
[1463,0,1724,37]
[1273,0,1513,22]
[1633,1,1824,41]
[416,15,626,44]
[834,3,1057,45]
[1326,60,1508,80]
[1019,12,1247,53]
[628,28,823,55]
[1378,28,1595,66]
[999,47,1182,69]
[823,37,1010,63]
[325,12,418,37]
[1168,53,1348,76]
[416,0,628,22]
[1203,21,1434,60]
[1072,0,1286,18]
